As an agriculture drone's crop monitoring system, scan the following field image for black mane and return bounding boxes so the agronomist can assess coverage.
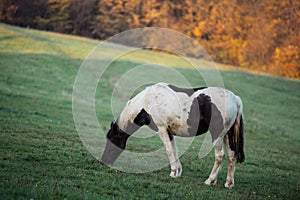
[167,84,207,97]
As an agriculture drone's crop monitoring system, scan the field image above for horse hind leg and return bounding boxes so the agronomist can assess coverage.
[224,134,235,189]
[204,139,225,185]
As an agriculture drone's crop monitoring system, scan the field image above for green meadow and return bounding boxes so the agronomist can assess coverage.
[0,23,299,199]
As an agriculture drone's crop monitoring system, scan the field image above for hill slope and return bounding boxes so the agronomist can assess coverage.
[0,24,299,199]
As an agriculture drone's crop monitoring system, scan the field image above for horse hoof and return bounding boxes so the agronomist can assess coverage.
[204,178,217,186]
[169,173,178,178]
[169,168,181,178]
[170,172,179,178]
[224,182,234,189]
[170,174,177,178]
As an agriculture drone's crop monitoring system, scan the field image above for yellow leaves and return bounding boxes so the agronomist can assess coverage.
[229,38,248,66]
[193,22,206,38]
[235,26,242,33]
[275,47,281,55]
[193,27,201,37]
[273,45,299,63]
[272,45,300,78]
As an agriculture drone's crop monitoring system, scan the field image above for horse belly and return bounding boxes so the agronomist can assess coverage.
[163,102,196,137]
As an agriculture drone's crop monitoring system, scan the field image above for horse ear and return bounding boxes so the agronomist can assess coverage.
[110,122,114,128]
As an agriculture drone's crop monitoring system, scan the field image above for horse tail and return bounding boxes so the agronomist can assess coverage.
[233,96,245,163]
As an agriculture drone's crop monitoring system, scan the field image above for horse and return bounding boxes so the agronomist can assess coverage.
[101,82,245,188]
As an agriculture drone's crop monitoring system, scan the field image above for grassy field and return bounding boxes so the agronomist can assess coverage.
[1,23,300,199]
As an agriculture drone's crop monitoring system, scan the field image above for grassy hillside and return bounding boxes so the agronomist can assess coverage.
[0,23,299,199]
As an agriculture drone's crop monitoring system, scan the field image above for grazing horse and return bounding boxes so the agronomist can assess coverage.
[102,82,245,188]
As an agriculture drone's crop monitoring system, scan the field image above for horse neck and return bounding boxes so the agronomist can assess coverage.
[117,88,148,134]
[117,105,130,131]
[118,100,144,135]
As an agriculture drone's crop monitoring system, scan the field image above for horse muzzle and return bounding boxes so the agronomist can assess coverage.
[101,140,125,166]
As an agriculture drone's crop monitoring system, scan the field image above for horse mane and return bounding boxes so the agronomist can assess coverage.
[167,84,207,96]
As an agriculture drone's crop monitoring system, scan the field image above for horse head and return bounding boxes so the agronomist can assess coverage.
[101,122,130,165]
[101,107,158,165]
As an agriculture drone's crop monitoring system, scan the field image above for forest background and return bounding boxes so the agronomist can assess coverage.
[1,0,299,78]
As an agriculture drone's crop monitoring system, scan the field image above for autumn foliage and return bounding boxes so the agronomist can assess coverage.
[1,0,299,78]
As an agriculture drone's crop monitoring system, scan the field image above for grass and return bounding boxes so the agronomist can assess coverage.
[1,23,300,199]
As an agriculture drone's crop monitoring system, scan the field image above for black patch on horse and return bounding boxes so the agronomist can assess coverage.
[107,122,130,148]
[208,104,224,141]
[187,93,224,141]
[133,109,159,132]
[187,93,212,136]
[101,122,130,165]
[168,85,207,97]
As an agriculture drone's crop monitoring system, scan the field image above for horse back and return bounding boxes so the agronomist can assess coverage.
[126,83,239,139]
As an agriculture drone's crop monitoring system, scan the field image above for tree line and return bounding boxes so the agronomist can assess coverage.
[1,0,299,78]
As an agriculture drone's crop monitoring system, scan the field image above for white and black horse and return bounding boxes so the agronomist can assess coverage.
[102,82,245,188]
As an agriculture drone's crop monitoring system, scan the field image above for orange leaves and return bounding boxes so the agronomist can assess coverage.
[229,38,248,66]
[193,27,201,38]
[1,0,299,78]
[271,45,300,78]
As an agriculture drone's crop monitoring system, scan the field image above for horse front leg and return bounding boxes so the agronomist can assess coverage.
[158,129,182,178]
[170,137,182,177]
[205,139,225,185]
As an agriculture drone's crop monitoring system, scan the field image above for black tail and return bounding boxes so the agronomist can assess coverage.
[228,96,245,163]
[235,115,245,163]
